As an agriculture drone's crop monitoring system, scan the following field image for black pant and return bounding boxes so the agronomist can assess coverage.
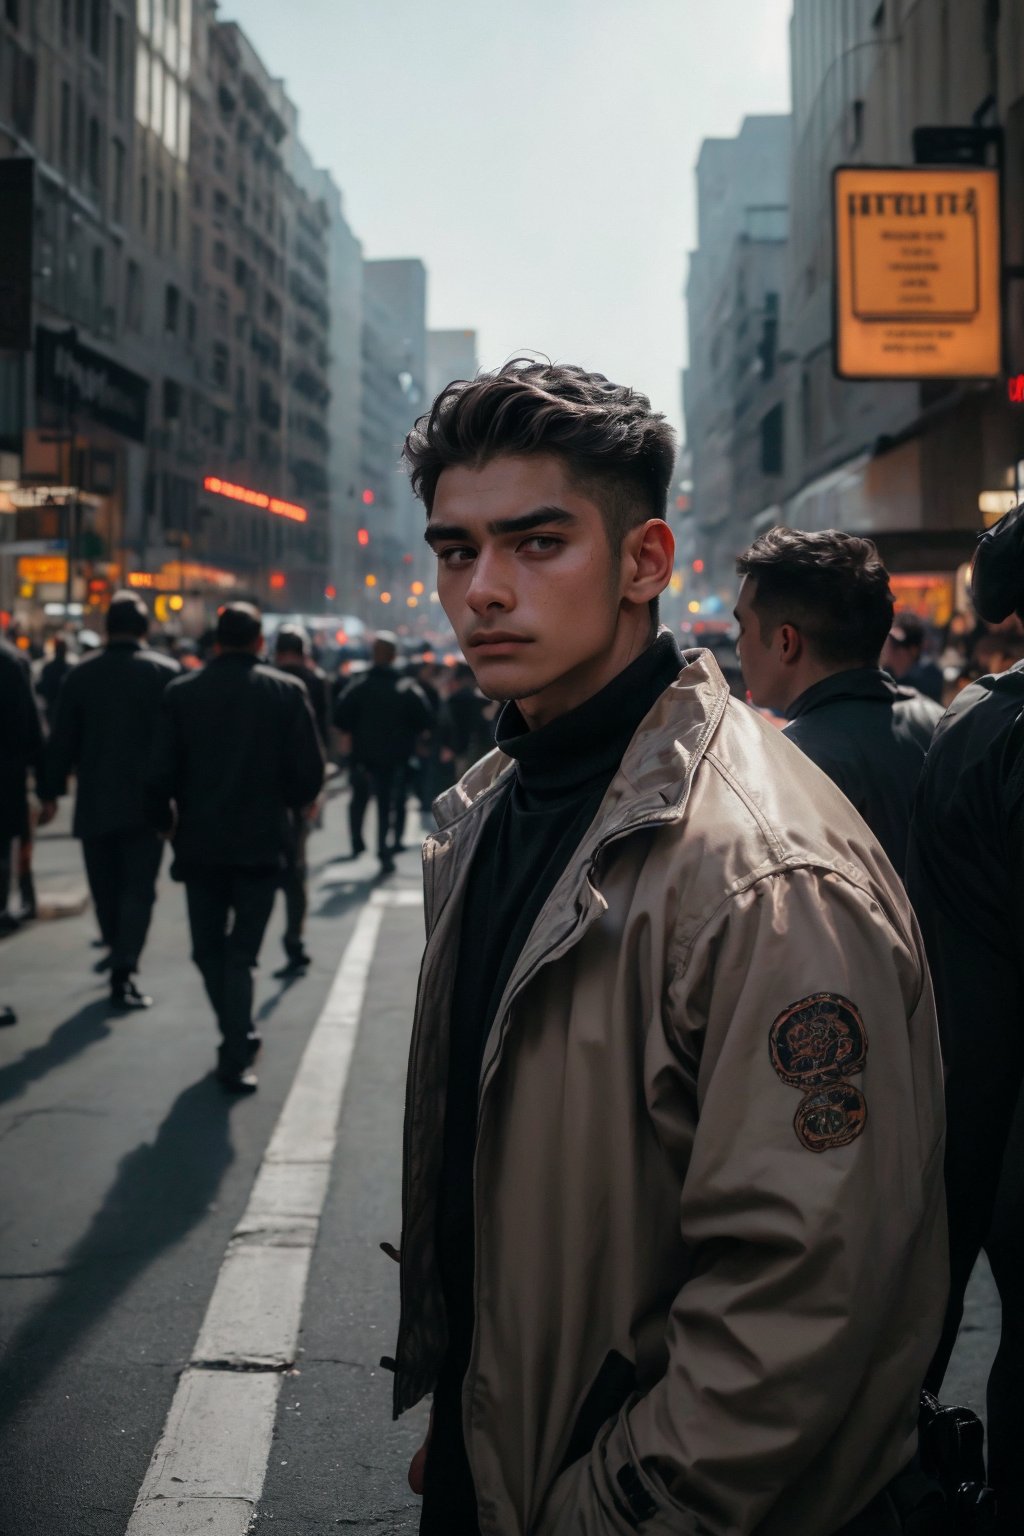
[349,763,403,860]
[282,817,309,959]
[185,867,277,1074]
[927,1065,1024,1527]
[81,829,164,973]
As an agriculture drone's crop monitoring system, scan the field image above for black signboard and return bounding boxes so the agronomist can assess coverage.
[0,159,34,351]
[36,326,149,443]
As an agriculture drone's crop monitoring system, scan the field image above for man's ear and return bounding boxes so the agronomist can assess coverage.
[621,520,675,605]
[777,622,804,665]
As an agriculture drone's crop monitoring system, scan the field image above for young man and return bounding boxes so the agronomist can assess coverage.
[390,360,947,1535]
[733,528,942,877]
[147,604,323,1091]
[271,625,330,977]
[45,593,180,1006]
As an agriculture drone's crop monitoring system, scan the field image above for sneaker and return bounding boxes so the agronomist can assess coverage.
[216,1066,259,1094]
[110,977,153,1010]
[272,953,310,979]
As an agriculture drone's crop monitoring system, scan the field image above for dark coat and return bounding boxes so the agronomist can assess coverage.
[334,664,432,768]
[0,638,44,841]
[147,652,324,874]
[45,640,181,838]
[783,666,942,877]
[273,659,331,748]
[907,662,1024,1059]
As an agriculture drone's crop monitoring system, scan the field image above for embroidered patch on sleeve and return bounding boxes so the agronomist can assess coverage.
[769,993,868,1152]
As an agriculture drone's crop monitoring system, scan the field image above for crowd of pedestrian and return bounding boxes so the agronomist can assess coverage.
[3,359,1024,1532]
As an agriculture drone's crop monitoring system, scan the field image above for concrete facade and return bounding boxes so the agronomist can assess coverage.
[426,327,478,408]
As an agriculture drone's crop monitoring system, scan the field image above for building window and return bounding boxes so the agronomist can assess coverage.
[139,172,149,231]
[212,342,229,388]
[155,183,164,249]
[214,136,226,173]
[89,0,102,57]
[126,259,143,332]
[59,81,71,167]
[61,0,70,37]
[212,408,226,446]
[75,0,86,38]
[170,189,179,251]
[760,404,784,476]
[186,302,196,343]
[190,222,202,268]
[111,137,125,222]
[213,239,227,271]
[113,14,126,117]
[5,0,20,26]
[164,283,180,333]
[75,93,86,180]
[92,245,105,322]
[163,379,182,422]
[87,116,101,192]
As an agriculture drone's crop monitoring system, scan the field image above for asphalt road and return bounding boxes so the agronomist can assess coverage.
[0,790,999,1534]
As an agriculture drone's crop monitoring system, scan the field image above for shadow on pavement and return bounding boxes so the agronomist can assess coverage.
[0,998,113,1109]
[312,870,379,920]
[0,1074,238,1436]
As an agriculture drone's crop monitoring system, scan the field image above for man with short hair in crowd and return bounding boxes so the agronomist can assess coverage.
[734,528,942,878]
[147,603,323,1091]
[882,613,944,703]
[334,632,432,873]
[46,592,179,1007]
[392,359,947,1536]
[271,623,330,978]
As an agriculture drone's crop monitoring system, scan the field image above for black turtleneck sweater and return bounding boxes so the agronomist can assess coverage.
[420,633,682,1535]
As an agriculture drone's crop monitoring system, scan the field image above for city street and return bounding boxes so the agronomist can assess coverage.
[0,787,1000,1535]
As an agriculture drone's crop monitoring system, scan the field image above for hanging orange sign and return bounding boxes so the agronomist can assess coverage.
[833,165,1002,379]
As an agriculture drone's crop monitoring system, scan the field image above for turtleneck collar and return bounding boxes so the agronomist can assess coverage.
[494,631,682,800]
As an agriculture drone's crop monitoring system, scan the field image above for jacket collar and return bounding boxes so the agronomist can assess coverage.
[432,647,730,839]
[786,665,908,720]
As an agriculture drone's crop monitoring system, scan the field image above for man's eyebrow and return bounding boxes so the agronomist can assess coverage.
[424,507,578,547]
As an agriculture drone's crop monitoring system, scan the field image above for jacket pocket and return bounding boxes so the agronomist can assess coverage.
[558,1349,638,1474]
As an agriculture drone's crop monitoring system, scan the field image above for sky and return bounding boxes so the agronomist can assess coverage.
[223,0,792,438]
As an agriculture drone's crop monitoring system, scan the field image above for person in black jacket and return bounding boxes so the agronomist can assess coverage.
[36,635,75,728]
[734,527,942,878]
[271,625,330,977]
[46,594,180,1006]
[1,637,53,936]
[147,603,324,1091]
[908,506,1024,1530]
[333,633,432,873]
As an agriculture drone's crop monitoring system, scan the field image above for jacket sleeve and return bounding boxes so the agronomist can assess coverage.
[145,687,180,834]
[538,864,946,1536]
[282,686,325,808]
[43,671,80,798]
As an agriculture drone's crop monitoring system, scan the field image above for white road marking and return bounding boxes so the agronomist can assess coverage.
[125,899,387,1536]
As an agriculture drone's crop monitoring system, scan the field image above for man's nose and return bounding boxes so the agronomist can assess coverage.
[465,550,513,613]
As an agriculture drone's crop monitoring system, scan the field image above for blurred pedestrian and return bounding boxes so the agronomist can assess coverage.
[393,360,947,1535]
[0,637,53,936]
[734,528,942,876]
[35,635,75,729]
[333,632,432,873]
[881,613,944,702]
[439,662,495,780]
[147,604,323,1092]
[908,504,1024,1529]
[271,625,330,977]
[46,593,180,1008]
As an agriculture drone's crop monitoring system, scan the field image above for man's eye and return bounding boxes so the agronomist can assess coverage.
[520,535,562,553]
[438,546,475,567]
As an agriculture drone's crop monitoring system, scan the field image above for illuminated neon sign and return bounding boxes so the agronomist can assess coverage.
[202,475,308,523]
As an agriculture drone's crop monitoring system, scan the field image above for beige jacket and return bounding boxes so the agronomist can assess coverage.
[393,650,947,1536]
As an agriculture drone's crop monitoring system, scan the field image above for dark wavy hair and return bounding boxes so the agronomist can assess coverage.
[736,527,894,667]
[402,358,677,547]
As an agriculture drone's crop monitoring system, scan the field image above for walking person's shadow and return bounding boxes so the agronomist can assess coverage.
[0,1074,239,1439]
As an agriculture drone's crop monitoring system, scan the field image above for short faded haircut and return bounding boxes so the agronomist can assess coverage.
[402,358,677,549]
[736,527,894,668]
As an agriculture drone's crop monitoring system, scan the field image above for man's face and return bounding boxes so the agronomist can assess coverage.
[427,454,632,725]
[734,576,788,711]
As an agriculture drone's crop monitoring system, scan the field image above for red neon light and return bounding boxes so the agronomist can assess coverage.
[325,584,337,600]
[269,571,286,590]
[362,488,375,505]
[203,476,308,523]
[357,528,370,547]
[692,558,705,574]
[1008,375,1024,405]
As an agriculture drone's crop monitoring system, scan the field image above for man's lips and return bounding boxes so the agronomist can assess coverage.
[467,633,532,649]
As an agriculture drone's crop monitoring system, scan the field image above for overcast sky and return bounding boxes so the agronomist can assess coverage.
[223,0,792,438]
